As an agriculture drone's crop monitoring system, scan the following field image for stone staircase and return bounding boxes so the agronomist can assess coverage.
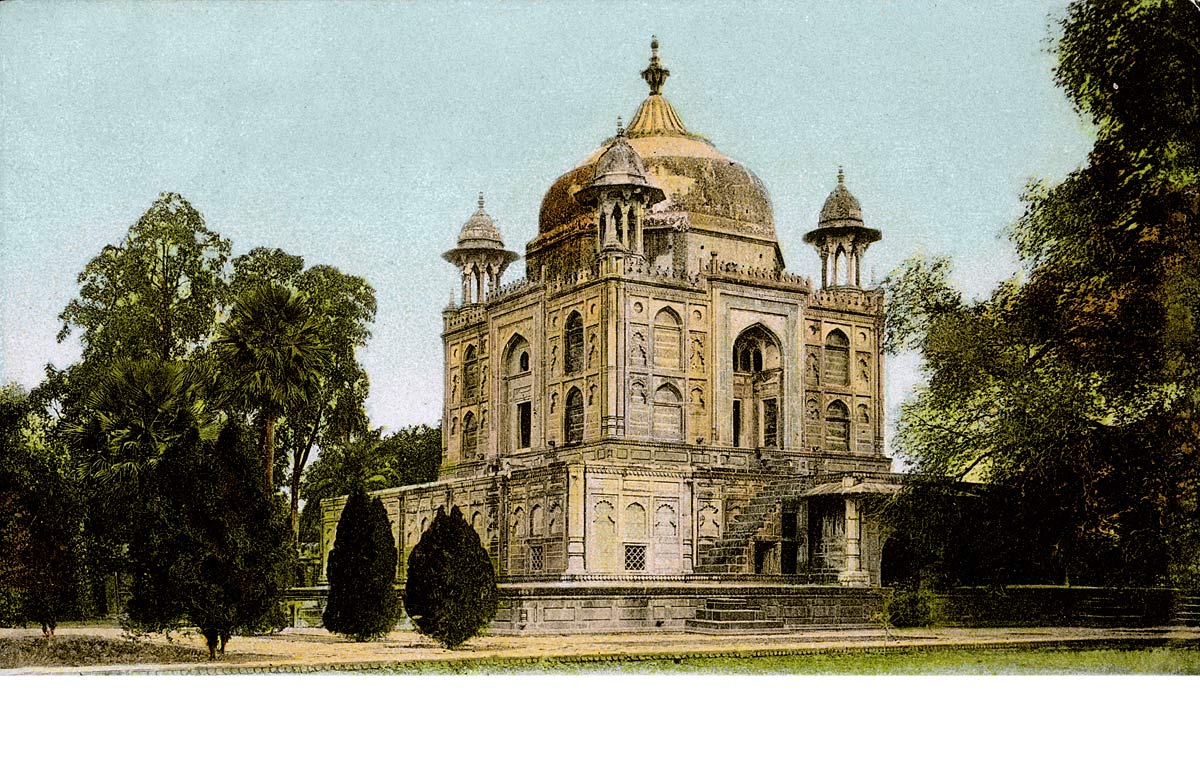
[1171,593,1200,627]
[684,597,785,634]
[693,478,802,575]
[1077,592,1150,628]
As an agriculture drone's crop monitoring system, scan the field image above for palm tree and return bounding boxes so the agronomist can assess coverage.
[73,357,219,485]
[212,284,332,536]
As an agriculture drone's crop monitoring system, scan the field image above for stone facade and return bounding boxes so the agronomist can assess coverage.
[320,39,901,632]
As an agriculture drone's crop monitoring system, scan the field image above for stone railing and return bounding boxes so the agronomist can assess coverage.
[620,258,702,286]
[488,277,539,301]
[810,287,885,310]
[443,303,486,330]
[707,258,812,290]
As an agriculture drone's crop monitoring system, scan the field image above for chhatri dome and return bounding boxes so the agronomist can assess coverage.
[443,193,519,304]
[533,37,777,261]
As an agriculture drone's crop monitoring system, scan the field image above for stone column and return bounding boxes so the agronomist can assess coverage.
[838,489,870,587]
[566,463,586,573]
[683,478,695,574]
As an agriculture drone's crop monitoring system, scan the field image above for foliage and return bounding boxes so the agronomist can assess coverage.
[881,1,1200,587]
[298,424,441,544]
[322,486,399,640]
[404,507,498,649]
[879,586,943,629]
[124,420,293,658]
[221,247,376,536]
[58,192,230,365]
[0,385,86,632]
[211,283,333,504]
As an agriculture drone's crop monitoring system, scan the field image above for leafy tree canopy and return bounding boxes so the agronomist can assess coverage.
[882,1,1199,587]
[0,385,86,632]
[224,247,376,534]
[124,420,292,658]
[299,425,441,544]
[59,192,230,365]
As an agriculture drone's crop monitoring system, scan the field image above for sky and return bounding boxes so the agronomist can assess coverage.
[0,0,1095,452]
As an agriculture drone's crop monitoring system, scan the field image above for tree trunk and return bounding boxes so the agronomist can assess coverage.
[203,628,219,660]
[290,446,303,544]
[262,416,275,498]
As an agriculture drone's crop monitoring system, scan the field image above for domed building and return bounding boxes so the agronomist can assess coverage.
[318,39,902,633]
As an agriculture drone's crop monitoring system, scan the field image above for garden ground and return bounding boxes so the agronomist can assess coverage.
[2,623,1198,674]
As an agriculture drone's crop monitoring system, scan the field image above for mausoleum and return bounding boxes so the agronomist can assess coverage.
[319,39,904,633]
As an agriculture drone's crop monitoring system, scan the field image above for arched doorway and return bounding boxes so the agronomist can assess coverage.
[731,324,783,448]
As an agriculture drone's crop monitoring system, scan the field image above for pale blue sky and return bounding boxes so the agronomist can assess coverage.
[0,1,1093,448]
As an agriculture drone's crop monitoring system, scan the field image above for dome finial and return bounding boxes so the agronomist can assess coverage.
[641,35,670,95]
[616,116,624,137]
[837,166,844,185]
[477,192,485,210]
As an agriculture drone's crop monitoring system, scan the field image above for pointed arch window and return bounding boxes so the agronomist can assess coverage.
[652,383,683,441]
[462,411,478,458]
[825,400,850,452]
[653,308,682,369]
[564,312,584,375]
[564,387,584,445]
[463,344,479,400]
[624,502,648,538]
[824,330,850,387]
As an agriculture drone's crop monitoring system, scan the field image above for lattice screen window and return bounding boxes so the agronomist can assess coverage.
[824,330,850,386]
[463,345,479,401]
[530,545,544,572]
[564,387,584,444]
[624,544,647,571]
[564,312,584,375]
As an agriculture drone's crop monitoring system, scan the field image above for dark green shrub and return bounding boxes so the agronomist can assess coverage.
[124,421,294,658]
[323,486,399,640]
[882,586,943,628]
[404,507,498,648]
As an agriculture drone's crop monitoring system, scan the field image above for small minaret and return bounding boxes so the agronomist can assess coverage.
[441,193,518,303]
[803,168,882,289]
[574,119,664,264]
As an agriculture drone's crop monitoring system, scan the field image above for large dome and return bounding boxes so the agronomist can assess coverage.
[534,40,776,247]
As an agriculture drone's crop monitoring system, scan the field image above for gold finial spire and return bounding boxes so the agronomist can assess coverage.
[641,35,669,95]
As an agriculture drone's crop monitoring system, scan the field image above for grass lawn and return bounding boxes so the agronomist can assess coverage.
[373,645,1200,675]
[0,635,210,669]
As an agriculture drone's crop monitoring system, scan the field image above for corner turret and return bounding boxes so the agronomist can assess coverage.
[803,168,881,288]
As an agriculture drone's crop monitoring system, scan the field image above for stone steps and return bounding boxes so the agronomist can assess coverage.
[1079,595,1152,627]
[1171,595,1200,627]
[684,597,786,634]
[694,479,802,574]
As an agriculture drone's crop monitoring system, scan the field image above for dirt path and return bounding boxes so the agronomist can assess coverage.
[3,624,1197,674]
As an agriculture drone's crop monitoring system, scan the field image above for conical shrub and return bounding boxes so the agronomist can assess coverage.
[404,507,498,648]
[323,486,399,640]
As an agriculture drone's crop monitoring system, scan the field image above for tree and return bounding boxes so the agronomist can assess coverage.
[50,194,230,607]
[0,385,86,634]
[211,283,333,511]
[124,421,293,659]
[882,1,1200,586]
[322,486,399,640]
[59,192,229,366]
[228,248,377,537]
[404,507,498,649]
[73,362,291,657]
[298,424,441,544]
